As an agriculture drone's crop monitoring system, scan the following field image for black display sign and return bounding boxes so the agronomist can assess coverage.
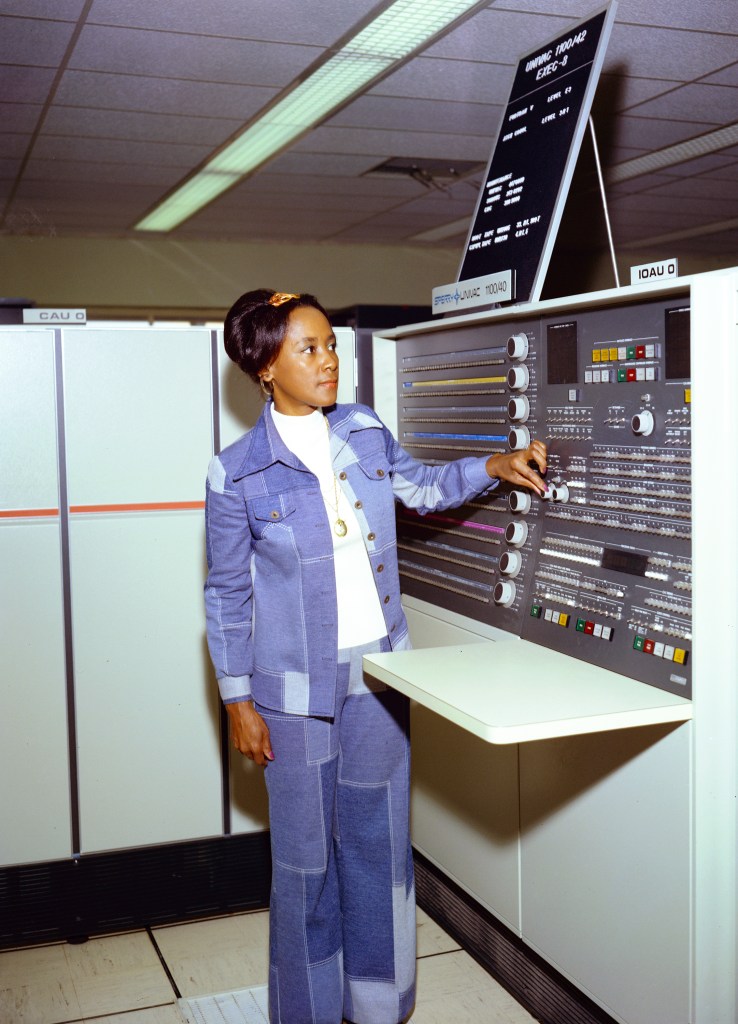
[457,3,616,304]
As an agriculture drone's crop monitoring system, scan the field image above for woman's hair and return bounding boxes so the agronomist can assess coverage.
[224,289,328,387]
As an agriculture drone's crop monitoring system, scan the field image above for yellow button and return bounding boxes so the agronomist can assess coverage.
[559,613,569,627]
[601,348,610,361]
[592,349,601,363]
[684,388,691,404]
[673,648,687,664]
[609,347,618,361]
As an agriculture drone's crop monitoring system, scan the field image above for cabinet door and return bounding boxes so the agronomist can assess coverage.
[62,327,222,852]
[0,329,71,866]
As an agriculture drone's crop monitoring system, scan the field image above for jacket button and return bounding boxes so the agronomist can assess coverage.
[339,472,347,480]
[377,564,384,572]
[367,532,376,541]
[270,510,279,519]
[383,595,390,604]
[354,500,362,509]
[376,468,385,477]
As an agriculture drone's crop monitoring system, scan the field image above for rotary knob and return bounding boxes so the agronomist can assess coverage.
[493,580,517,607]
[507,332,529,360]
[505,521,528,546]
[508,426,530,450]
[631,410,655,436]
[507,364,530,391]
[541,482,570,503]
[508,396,530,422]
[499,550,522,577]
[509,490,531,514]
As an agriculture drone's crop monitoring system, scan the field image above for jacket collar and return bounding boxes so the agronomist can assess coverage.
[232,402,381,480]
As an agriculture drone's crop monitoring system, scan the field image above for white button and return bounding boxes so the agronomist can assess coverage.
[653,642,665,658]
[664,645,675,660]
[593,623,603,637]
[601,626,612,641]
[636,367,646,381]
[593,369,601,383]
[645,344,655,358]
[544,608,553,621]
[618,347,627,360]
[585,370,593,383]
[646,367,655,381]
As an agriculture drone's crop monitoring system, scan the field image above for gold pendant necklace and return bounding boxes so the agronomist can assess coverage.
[324,417,347,537]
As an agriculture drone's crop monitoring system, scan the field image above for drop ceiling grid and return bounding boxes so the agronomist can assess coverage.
[0,0,736,260]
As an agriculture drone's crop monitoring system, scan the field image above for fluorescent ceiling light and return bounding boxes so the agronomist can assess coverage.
[135,0,489,233]
[608,122,738,183]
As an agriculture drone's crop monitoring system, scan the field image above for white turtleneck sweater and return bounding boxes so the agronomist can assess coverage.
[270,406,387,649]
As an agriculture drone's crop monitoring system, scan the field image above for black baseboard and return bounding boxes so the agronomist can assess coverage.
[414,850,617,1024]
[0,832,271,950]
[2,837,615,1024]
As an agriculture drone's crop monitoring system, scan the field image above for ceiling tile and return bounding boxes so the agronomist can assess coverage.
[615,0,738,35]
[425,8,578,63]
[0,133,32,159]
[265,152,388,177]
[23,158,185,187]
[701,62,738,87]
[42,106,241,146]
[656,153,737,177]
[595,73,682,113]
[603,23,738,80]
[87,0,365,46]
[644,176,738,204]
[328,95,503,138]
[626,82,738,123]
[0,65,57,103]
[293,126,493,162]
[55,70,278,119]
[608,115,722,152]
[30,134,211,167]
[0,1,86,19]
[69,24,321,86]
[371,57,513,104]
[0,15,76,65]
[0,102,43,133]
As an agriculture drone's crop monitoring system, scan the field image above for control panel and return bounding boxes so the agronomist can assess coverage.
[394,295,692,697]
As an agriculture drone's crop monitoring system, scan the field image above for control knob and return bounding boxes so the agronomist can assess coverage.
[504,521,528,546]
[493,580,517,607]
[499,550,522,577]
[508,426,530,450]
[507,396,530,422]
[507,365,530,391]
[631,409,655,436]
[509,490,532,514]
[507,332,529,360]
[541,482,570,503]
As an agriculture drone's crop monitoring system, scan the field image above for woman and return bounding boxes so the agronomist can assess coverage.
[204,289,547,1024]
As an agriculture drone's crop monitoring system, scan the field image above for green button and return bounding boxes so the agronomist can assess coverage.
[633,635,645,651]
[626,345,636,359]
[576,618,586,632]
[617,368,627,382]
[530,604,542,618]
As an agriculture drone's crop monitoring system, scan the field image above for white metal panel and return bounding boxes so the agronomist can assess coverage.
[72,512,222,852]
[62,327,212,505]
[0,328,59,510]
[406,600,521,931]
[229,754,269,835]
[0,521,71,866]
[519,724,691,1024]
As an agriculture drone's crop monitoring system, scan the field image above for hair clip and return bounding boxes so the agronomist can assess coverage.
[268,292,299,307]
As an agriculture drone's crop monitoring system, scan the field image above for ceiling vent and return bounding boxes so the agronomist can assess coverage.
[362,157,483,188]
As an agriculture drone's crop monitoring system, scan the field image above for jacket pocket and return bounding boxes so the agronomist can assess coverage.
[248,496,296,538]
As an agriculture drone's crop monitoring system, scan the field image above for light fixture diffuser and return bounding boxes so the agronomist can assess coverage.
[135,0,490,232]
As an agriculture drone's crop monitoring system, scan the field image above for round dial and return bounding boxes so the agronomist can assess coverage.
[493,580,516,607]
[507,365,530,391]
[505,520,528,546]
[499,550,522,577]
[508,426,530,450]
[507,332,529,360]
[509,490,532,514]
[631,409,655,436]
[508,396,530,422]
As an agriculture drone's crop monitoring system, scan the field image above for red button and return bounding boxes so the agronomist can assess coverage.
[584,621,595,635]
[626,368,637,382]
[643,638,655,654]
[636,345,646,359]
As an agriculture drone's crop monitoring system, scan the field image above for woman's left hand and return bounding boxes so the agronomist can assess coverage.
[485,440,548,496]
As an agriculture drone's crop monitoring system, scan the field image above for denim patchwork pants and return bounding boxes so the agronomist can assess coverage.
[258,636,416,1024]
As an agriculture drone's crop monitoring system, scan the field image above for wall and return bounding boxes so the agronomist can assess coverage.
[0,236,459,318]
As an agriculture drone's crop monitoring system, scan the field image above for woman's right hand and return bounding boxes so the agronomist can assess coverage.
[226,700,274,766]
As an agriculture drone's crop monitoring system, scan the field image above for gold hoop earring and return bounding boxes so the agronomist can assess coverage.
[259,377,273,399]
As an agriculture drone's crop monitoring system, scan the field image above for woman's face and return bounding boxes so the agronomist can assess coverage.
[261,306,339,416]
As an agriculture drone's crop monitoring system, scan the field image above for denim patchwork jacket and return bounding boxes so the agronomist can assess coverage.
[204,402,498,717]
